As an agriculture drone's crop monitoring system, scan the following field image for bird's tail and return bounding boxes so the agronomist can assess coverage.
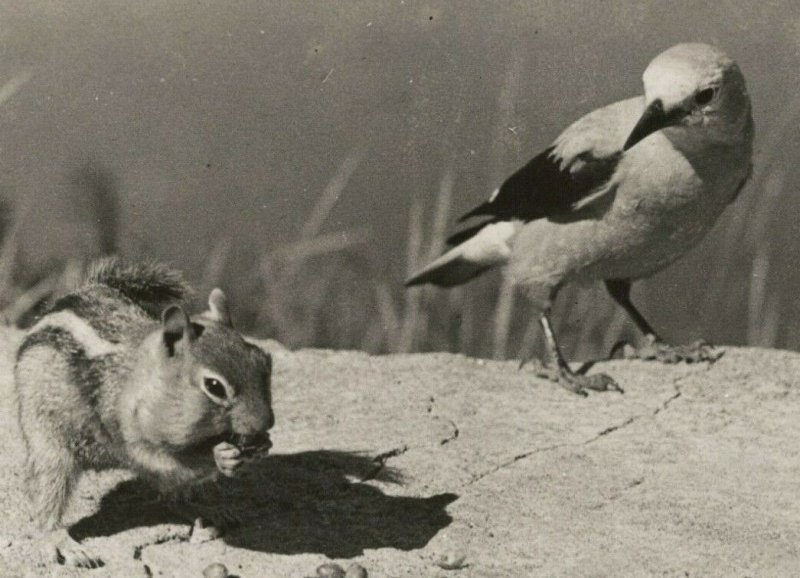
[405,247,492,287]
[405,221,517,287]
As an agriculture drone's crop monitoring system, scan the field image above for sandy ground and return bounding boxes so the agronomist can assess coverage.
[2,329,800,577]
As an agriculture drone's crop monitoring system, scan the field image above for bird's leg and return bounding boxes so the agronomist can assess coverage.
[536,312,622,395]
[605,279,722,363]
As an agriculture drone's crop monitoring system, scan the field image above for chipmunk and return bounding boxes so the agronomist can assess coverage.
[13,258,275,568]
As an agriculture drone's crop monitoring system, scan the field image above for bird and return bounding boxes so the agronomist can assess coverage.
[405,43,754,395]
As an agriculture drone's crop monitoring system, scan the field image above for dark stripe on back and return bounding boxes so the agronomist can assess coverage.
[46,286,151,342]
[18,326,76,361]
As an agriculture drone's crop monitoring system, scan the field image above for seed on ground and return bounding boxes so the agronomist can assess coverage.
[317,562,346,578]
[202,562,229,578]
[434,550,468,570]
[345,562,368,578]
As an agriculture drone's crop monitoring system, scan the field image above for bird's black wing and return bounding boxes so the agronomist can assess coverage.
[445,221,495,246]
[447,147,621,245]
[460,147,621,222]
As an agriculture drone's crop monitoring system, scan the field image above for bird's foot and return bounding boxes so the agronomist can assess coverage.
[611,335,723,364]
[535,364,623,396]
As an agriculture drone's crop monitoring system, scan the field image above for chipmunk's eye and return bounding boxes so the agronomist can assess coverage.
[695,87,716,106]
[202,377,228,402]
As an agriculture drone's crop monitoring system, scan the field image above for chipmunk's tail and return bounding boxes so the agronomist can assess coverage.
[86,257,191,310]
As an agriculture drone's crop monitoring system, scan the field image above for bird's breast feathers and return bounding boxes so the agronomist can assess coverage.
[612,129,749,218]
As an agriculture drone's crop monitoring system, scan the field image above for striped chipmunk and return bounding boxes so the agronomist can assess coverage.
[13,259,275,568]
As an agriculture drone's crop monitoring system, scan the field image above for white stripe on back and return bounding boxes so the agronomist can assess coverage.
[31,311,123,357]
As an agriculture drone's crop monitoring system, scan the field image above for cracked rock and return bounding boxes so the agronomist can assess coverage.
[0,335,798,576]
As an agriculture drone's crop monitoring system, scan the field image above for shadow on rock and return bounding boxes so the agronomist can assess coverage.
[72,450,457,558]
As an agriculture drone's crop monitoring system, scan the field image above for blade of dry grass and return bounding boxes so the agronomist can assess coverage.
[397,197,425,353]
[746,168,784,346]
[374,280,401,352]
[265,227,371,265]
[489,51,524,360]
[200,234,233,292]
[300,149,365,241]
[425,165,455,262]
[703,90,800,325]
[1,274,58,325]
[60,258,85,290]
[397,161,457,353]
[72,162,120,255]
[492,278,516,359]
[516,316,540,366]
[452,286,474,354]
[0,71,32,107]
[0,196,32,296]
[254,148,370,346]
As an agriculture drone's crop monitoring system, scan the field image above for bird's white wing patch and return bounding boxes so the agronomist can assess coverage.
[570,182,617,211]
[460,221,518,265]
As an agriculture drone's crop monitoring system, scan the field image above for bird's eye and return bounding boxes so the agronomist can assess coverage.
[695,88,716,106]
[202,377,227,401]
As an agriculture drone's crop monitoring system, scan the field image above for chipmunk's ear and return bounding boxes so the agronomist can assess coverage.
[162,305,195,356]
[207,288,233,327]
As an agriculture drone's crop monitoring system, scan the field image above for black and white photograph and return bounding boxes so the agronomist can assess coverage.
[0,1,798,576]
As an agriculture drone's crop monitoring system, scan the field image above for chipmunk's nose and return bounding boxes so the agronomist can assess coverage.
[229,431,271,450]
[231,394,274,435]
[229,430,272,458]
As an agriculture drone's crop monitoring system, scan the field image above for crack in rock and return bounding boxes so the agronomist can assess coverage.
[426,395,460,446]
[463,442,575,487]
[438,417,460,445]
[462,365,703,488]
[589,476,646,509]
[359,396,461,482]
[132,528,190,576]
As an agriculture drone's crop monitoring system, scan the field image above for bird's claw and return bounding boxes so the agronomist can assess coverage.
[535,365,623,396]
[608,339,630,360]
[579,372,624,394]
[621,335,723,364]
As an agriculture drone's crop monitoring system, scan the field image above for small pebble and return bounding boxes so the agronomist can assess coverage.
[317,562,346,578]
[345,562,368,578]
[202,562,229,578]
[434,550,468,570]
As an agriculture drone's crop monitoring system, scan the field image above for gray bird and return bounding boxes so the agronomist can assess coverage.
[405,43,754,395]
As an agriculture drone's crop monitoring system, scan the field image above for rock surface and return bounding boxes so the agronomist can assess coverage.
[2,329,800,576]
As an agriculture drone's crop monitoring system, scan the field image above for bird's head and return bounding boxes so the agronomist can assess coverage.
[623,43,751,151]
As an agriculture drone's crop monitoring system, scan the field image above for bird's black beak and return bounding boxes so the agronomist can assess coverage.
[623,99,685,151]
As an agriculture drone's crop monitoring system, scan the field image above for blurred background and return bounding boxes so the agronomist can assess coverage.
[0,0,799,361]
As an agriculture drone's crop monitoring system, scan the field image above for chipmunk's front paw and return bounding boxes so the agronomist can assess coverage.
[213,441,244,478]
[45,529,104,569]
